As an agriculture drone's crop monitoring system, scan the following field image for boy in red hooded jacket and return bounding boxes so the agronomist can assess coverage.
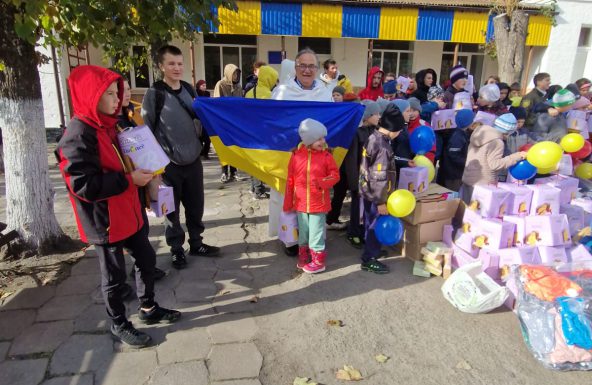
[283,119,340,273]
[358,66,384,101]
[56,65,180,348]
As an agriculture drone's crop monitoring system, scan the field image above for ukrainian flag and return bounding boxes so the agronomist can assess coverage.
[193,98,364,192]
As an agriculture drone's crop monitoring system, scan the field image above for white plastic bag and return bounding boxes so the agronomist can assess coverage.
[441,261,509,313]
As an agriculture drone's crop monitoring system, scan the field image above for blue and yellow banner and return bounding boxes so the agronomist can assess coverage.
[193,98,364,192]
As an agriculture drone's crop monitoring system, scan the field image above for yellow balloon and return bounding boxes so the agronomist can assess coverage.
[575,163,592,179]
[387,189,417,218]
[560,133,585,153]
[526,141,563,170]
[413,155,435,182]
[537,166,556,174]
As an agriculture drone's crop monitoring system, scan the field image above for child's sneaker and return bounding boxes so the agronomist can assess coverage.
[138,303,181,324]
[361,259,389,274]
[303,250,326,274]
[326,220,348,230]
[297,246,310,269]
[110,321,152,348]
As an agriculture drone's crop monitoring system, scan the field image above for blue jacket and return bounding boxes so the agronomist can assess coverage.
[440,128,470,181]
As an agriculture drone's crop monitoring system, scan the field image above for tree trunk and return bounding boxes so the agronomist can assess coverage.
[0,3,64,255]
[494,11,529,84]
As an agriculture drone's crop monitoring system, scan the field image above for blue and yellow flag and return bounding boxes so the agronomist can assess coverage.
[193,98,364,192]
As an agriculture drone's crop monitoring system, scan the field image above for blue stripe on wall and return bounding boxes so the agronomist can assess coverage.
[261,2,302,35]
[196,4,218,33]
[342,5,380,38]
[486,13,496,42]
[416,9,453,41]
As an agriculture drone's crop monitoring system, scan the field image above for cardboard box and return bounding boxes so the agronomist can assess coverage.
[474,218,515,250]
[403,218,452,260]
[147,185,175,217]
[398,167,429,196]
[503,215,527,247]
[497,182,533,216]
[535,175,579,205]
[537,246,568,265]
[526,184,561,216]
[403,184,460,225]
[560,204,586,237]
[498,247,541,281]
[567,244,592,263]
[524,214,571,247]
[468,185,512,218]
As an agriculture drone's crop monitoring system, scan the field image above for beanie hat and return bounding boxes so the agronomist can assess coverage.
[479,84,501,102]
[494,113,517,134]
[392,99,410,113]
[383,80,397,94]
[343,92,358,102]
[455,109,474,129]
[427,85,444,101]
[572,96,591,110]
[298,118,327,145]
[450,65,468,85]
[332,86,346,96]
[379,104,406,132]
[407,97,422,113]
[509,106,527,121]
[376,97,391,113]
[552,89,576,108]
[361,100,381,121]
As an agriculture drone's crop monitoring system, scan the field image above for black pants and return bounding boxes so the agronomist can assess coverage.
[326,165,348,224]
[201,134,211,157]
[96,228,156,326]
[347,190,364,238]
[163,159,205,254]
[221,165,236,176]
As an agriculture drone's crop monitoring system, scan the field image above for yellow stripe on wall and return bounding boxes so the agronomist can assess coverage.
[302,3,342,38]
[526,15,552,46]
[451,11,488,44]
[218,1,261,35]
[378,8,418,41]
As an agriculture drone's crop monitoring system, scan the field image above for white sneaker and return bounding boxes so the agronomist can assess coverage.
[326,221,348,230]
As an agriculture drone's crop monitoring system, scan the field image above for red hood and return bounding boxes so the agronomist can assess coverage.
[68,65,123,130]
[358,66,384,101]
[365,66,384,89]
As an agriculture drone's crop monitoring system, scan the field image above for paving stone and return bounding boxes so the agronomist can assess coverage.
[37,294,90,322]
[0,342,9,362]
[73,304,109,333]
[10,320,73,356]
[153,288,176,309]
[0,358,48,385]
[40,374,94,385]
[212,290,258,314]
[208,343,263,381]
[0,309,35,340]
[1,286,55,310]
[56,274,101,296]
[50,334,113,375]
[207,314,258,344]
[174,281,217,303]
[148,360,208,385]
[70,258,100,276]
[156,329,210,365]
[179,263,218,281]
[96,351,156,385]
[211,380,262,385]
[167,303,217,332]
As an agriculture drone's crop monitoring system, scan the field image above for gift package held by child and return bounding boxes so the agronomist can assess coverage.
[117,125,170,174]
[278,211,299,245]
[398,167,428,195]
[146,181,175,218]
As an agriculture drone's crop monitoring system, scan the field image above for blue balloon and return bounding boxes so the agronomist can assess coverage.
[509,160,537,181]
[374,216,404,246]
[410,125,436,155]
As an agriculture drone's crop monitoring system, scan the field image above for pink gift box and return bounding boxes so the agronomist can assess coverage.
[498,246,541,278]
[524,214,571,247]
[503,215,527,247]
[454,231,480,258]
[497,182,533,216]
[477,249,501,280]
[567,244,592,263]
[535,175,579,205]
[451,243,500,281]
[147,185,175,218]
[473,218,515,250]
[525,184,561,216]
[443,224,453,247]
[537,246,568,265]
[469,185,512,218]
[571,198,592,225]
[560,204,586,237]
[398,167,429,196]
[460,208,482,235]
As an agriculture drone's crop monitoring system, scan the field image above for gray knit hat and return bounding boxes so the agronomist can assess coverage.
[407,97,422,112]
[298,119,327,145]
[361,100,381,121]
[376,97,391,114]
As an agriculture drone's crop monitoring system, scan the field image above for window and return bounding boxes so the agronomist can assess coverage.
[203,35,258,88]
[111,45,154,89]
[371,41,413,77]
[298,37,331,54]
[579,27,591,48]
[441,44,485,86]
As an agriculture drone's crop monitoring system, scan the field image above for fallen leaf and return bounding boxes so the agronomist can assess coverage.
[218,290,231,296]
[0,291,14,301]
[249,296,259,303]
[327,319,344,327]
[375,354,389,363]
[336,365,363,381]
[455,360,472,370]
[293,377,318,385]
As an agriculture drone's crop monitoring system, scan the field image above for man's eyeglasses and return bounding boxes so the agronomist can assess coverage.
[296,63,318,71]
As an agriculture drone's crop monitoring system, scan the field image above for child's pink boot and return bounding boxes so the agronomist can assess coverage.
[303,250,326,274]
[297,246,310,269]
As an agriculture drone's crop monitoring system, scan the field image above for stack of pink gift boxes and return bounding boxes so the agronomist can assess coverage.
[446,175,592,309]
